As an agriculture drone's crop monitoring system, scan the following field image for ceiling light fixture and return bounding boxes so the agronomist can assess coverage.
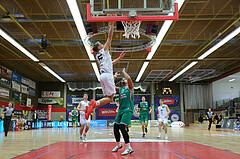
[66,0,100,81]
[0,28,39,62]
[39,63,66,82]
[135,0,185,82]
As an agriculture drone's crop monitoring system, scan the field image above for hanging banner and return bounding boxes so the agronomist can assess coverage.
[21,77,29,86]
[13,91,21,101]
[0,77,11,88]
[28,87,36,96]
[154,96,179,107]
[12,72,22,83]
[0,87,9,99]
[27,98,31,107]
[47,105,52,121]
[12,81,21,92]
[0,66,12,79]
[42,91,61,98]
[21,84,28,94]
[38,98,64,105]
[29,79,36,89]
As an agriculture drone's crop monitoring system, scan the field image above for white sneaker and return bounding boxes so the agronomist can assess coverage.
[121,147,134,155]
[112,144,122,152]
[157,134,161,138]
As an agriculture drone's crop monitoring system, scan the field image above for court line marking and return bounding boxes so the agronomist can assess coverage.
[85,138,171,142]
[164,148,184,159]
[33,147,58,159]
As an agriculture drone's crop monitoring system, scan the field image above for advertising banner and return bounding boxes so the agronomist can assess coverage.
[21,77,29,86]
[13,110,29,118]
[0,87,9,99]
[98,108,117,117]
[90,120,107,127]
[12,81,21,92]
[29,79,36,89]
[38,98,63,105]
[67,95,89,106]
[47,105,52,121]
[150,120,159,127]
[28,87,36,96]
[0,77,11,88]
[12,72,22,83]
[21,84,28,94]
[27,98,31,107]
[107,120,115,127]
[0,66,12,79]
[155,96,179,107]
[42,91,61,98]
[13,91,21,101]
[36,110,48,120]
[155,109,181,122]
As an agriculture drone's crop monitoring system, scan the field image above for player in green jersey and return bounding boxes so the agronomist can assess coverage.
[71,107,78,129]
[137,96,152,137]
[112,68,134,155]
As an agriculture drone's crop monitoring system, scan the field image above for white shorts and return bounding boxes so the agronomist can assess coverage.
[100,73,116,96]
[80,114,91,125]
[158,117,168,124]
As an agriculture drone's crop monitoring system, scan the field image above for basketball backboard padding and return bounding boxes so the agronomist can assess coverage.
[87,3,178,22]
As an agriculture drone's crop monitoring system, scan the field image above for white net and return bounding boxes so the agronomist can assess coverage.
[121,21,142,39]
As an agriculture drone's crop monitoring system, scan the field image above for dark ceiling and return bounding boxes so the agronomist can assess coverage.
[0,0,239,83]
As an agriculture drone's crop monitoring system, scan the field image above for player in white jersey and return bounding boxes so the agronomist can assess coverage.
[77,94,91,142]
[86,20,126,119]
[157,99,170,139]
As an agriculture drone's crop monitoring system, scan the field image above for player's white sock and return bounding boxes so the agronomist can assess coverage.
[159,132,161,136]
[126,143,131,148]
[117,142,121,147]
[96,101,100,106]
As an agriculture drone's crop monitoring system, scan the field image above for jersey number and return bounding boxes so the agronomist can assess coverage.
[97,54,103,60]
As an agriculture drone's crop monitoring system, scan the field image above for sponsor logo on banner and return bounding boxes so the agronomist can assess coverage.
[171,114,180,121]
[107,120,115,127]
[150,120,159,127]
[0,77,11,88]
[163,99,174,105]
[13,91,21,101]
[12,81,21,92]
[12,72,22,83]
[28,87,35,96]
[42,91,61,98]
[21,77,29,86]
[47,105,52,121]
[90,120,107,127]
[36,110,48,120]
[0,87,9,98]
[72,97,83,104]
[171,121,185,128]
[38,98,64,105]
[0,66,12,79]
[21,84,28,94]
[28,79,36,89]
[99,108,117,116]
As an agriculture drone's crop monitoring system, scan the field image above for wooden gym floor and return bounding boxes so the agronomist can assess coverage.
[0,126,240,159]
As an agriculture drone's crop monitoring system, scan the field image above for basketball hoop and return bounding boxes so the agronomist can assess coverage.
[121,21,142,39]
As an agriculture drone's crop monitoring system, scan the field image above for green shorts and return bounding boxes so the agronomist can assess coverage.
[139,114,149,123]
[115,111,133,126]
[72,118,78,123]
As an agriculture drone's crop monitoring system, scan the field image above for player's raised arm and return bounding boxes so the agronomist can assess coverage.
[122,68,134,92]
[112,51,126,65]
[104,21,114,52]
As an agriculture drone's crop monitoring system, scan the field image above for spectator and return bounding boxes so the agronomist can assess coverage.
[234,116,240,130]
[198,115,204,128]
[213,113,219,124]
[206,108,214,131]
[2,101,15,137]
[32,110,39,122]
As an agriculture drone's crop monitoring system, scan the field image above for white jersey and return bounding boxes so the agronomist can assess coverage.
[96,48,113,74]
[158,105,168,118]
[79,100,90,115]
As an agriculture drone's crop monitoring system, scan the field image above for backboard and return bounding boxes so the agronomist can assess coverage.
[87,0,178,22]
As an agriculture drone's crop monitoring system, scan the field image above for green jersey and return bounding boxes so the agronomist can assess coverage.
[72,110,77,119]
[139,102,149,115]
[119,86,134,112]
